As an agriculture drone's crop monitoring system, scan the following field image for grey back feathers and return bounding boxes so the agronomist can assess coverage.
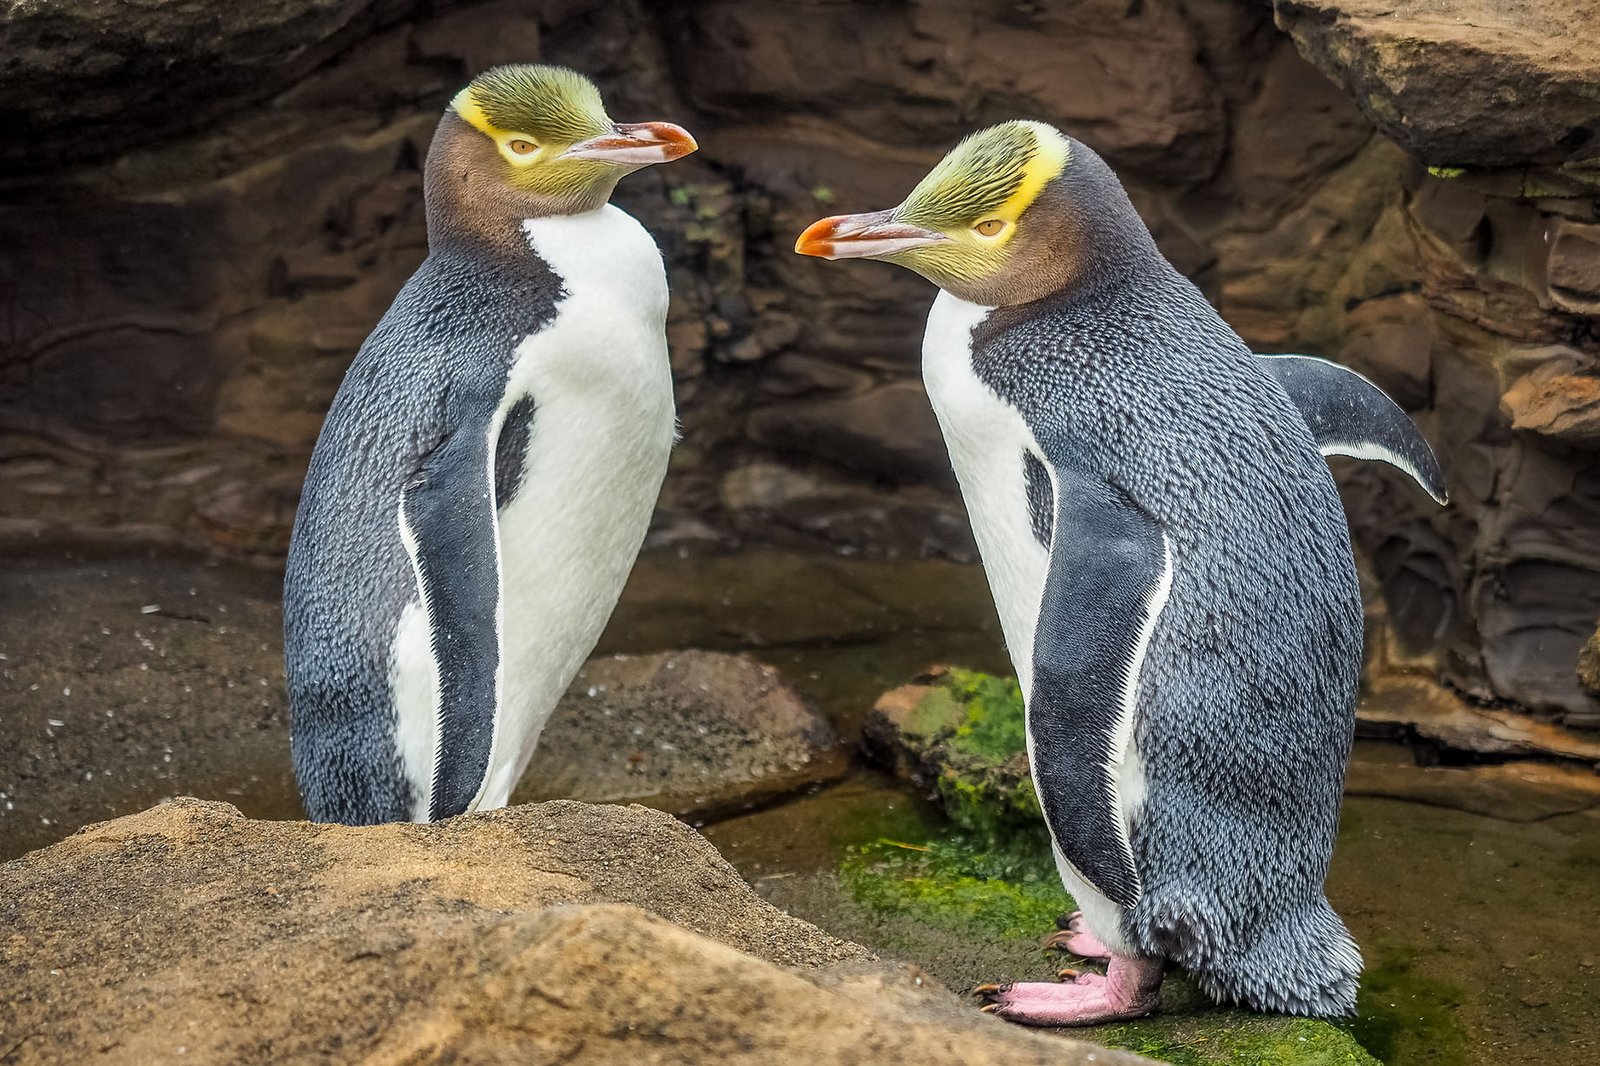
[284,233,562,824]
[1016,350,1442,556]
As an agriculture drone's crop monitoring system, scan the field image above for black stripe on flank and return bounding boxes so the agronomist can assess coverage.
[494,394,538,510]
[404,422,501,821]
[1023,451,1054,548]
[1029,465,1162,909]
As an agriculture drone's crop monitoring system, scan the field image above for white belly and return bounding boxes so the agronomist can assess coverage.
[921,290,1134,954]
[395,204,675,820]
[922,292,1050,694]
[482,205,675,807]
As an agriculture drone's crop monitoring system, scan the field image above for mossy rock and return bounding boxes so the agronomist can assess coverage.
[862,666,1044,842]
[852,667,1382,1066]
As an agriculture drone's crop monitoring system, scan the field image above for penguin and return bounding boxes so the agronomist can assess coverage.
[284,65,697,826]
[796,121,1445,1025]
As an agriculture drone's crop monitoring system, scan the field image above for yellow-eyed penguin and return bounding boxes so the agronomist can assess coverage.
[285,65,696,825]
[797,121,1444,1024]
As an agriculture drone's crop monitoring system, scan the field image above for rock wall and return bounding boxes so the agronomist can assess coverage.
[1,0,1597,724]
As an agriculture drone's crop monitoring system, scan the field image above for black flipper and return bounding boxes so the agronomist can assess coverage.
[1255,354,1448,504]
[1030,464,1171,909]
[402,419,501,821]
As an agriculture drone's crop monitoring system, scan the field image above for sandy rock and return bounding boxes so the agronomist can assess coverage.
[374,903,1153,1065]
[0,797,1148,1066]
[1547,218,1600,314]
[1502,356,1600,447]
[1274,0,1600,166]
[520,650,848,817]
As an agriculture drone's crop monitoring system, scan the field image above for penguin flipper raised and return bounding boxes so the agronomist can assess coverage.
[1030,463,1172,910]
[401,422,502,822]
[1254,353,1447,504]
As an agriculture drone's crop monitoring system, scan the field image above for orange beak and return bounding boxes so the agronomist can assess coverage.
[794,209,947,260]
[562,122,698,166]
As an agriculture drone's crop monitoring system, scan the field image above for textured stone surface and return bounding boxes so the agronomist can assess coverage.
[521,650,848,817]
[0,798,1147,1065]
[0,0,390,173]
[1,0,1599,724]
[1274,0,1600,167]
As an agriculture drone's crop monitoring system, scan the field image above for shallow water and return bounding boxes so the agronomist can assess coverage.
[2,542,1597,1062]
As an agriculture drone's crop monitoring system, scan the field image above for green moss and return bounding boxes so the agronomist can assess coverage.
[936,765,1044,842]
[944,667,1027,759]
[841,829,1067,939]
[897,668,1043,842]
[1425,165,1466,179]
[1098,1014,1381,1066]
[901,685,966,740]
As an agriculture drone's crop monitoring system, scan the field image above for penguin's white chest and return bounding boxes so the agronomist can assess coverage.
[389,206,666,818]
[486,206,674,795]
[921,291,1051,695]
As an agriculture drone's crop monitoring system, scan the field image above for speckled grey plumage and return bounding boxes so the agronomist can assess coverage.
[284,233,560,825]
[974,141,1363,1015]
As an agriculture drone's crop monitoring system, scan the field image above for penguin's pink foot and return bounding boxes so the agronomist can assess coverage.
[1043,910,1114,960]
[974,955,1163,1027]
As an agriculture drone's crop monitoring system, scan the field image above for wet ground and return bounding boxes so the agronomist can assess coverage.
[2,540,1598,1063]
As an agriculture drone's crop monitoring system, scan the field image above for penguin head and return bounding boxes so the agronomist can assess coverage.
[795,121,1153,306]
[432,64,697,221]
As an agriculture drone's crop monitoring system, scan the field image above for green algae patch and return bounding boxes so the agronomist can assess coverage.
[943,667,1027,761]
[840,830,1066,940]
[1097,1012,1381,1066]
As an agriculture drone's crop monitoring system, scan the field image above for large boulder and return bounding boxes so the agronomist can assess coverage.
[0,797,1149,1065]
[1274,0,1600,167]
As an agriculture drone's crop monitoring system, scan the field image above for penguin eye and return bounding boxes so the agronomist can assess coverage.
[507,139,538,155]
[973,219,1006,237]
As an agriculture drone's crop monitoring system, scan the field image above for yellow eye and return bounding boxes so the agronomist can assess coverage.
[507,139,538,155]
[973,219,1006,237]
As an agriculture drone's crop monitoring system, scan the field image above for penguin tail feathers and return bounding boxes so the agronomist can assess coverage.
[1144,895,1362,1017]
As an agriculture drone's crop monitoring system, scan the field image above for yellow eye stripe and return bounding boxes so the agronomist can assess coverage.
[451,88,501,138]
[451,88,542,164]
[993,121,1070,229]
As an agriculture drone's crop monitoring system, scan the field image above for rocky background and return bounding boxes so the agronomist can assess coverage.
[1,0,1597,726]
